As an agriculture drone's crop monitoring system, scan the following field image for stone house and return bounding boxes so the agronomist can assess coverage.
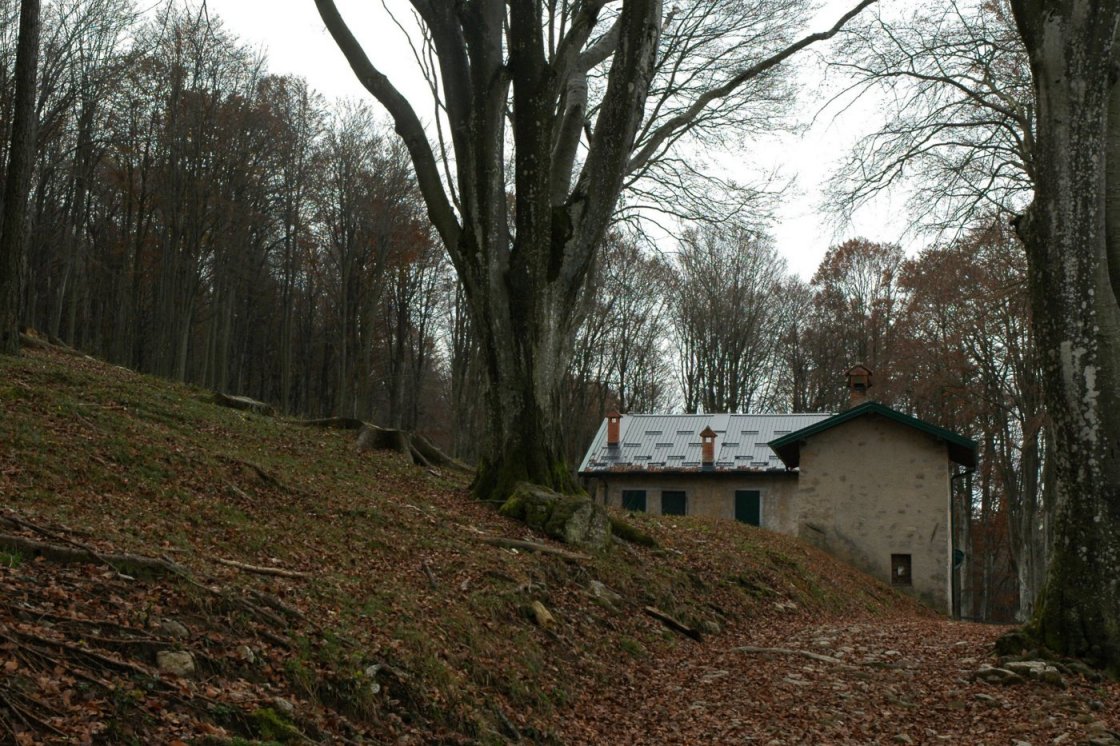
[578,368,977,614]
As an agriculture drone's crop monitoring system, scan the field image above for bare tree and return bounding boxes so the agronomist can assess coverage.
[672,223,790,413]
[314,0,874,498]
[1005,0,1120,671]
[0,0,39,354]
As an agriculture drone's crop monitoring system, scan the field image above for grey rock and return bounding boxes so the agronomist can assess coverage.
[974,664,1025,685]
[587,580,623,610]
[698,619,722,635]
[157,650,196,678]
[501,483,611,549]
[273,697,295,716]
[160,619,189,639]
[1004,660,1065,687]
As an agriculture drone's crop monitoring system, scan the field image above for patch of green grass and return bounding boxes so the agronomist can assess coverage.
[619,636,645,658]
[0,550,22,568]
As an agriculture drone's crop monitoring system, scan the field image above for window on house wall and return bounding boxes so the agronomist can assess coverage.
[621,490,647,512]
[661,490,686,516]
[891,554,912,586]
[734,490,761,526]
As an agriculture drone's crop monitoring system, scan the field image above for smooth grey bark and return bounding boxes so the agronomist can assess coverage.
[1009,0,1120,672]
[314,0,873,498]
[0,0,41,355]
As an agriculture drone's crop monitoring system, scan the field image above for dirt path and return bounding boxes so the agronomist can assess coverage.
[565,616,1120,745]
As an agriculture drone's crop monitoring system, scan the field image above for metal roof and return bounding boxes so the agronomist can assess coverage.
[578,412,833,474]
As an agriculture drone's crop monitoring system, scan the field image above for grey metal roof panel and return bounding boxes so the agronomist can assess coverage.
[578,412,833,474]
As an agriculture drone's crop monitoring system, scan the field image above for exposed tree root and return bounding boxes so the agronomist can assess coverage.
[0,531,181,579]
[213,391,275,416]
[643,606,702,641]
[355,424,471,472]
[293,416,366,429]
[732,645,857,668]
[478,536,591,562]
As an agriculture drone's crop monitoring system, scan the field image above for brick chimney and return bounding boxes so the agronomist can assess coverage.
[700,426,717,467]
[846,364,873,408]
[606,410,622,447]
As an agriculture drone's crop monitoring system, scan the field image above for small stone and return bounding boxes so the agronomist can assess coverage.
[157,650,196,678]
[272,697,295,716]
[974,693,1000,705]
[893,734,914,744]
[529,600,554,628]
[1089,700,1104,711]
[587,580,623,610]
[1012,740,1032,746]
[237,645,255,663]
[698,619,722,635]
[160,619,189,639]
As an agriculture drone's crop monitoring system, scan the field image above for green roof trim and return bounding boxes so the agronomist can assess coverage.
[767,401,978,469]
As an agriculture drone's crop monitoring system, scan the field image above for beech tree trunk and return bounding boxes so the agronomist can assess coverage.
[1010,0,1120,672]
[0,0,41,355]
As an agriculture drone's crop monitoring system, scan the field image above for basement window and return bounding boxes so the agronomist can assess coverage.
[891,554,912,586]
[621,490,647,512]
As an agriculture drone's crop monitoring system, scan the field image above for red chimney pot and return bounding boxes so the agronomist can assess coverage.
[606,410,622,447]
[700,426,717,466]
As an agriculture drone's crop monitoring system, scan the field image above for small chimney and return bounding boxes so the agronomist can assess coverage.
[606,410,622,447]
[700,426,717,467]
[846,364,873,407]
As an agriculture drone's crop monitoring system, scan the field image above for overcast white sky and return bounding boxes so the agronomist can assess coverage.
[199,0,910,279]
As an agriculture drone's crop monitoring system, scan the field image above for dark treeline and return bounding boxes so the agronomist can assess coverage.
[2,1,1034,620]
[1,1,454,438]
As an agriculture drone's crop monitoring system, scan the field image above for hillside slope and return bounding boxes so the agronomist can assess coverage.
[1,347,1117,745]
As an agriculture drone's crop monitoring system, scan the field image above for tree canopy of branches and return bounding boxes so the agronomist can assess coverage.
[828,0,1033,235]
[672,224,791,413]
[314,0,875,499]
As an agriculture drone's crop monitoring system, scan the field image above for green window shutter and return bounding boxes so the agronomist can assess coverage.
[661,491,686,516]
[621,490,647,512]
[734,490,761,526]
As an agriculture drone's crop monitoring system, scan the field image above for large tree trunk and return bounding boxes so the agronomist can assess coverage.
[1010,1,1120,672]
[0,0,41,355]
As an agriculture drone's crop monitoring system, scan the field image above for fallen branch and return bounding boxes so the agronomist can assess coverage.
[478,536,591,562]
[215,557,310,579]
[731,645,856,668]
[643,606,702,641]
[422,560,439,589]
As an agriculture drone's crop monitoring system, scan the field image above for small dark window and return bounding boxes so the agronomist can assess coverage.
[891,554,912,586]
[661,491,686,516]
[735,490,761,526]
[621,490,647,512]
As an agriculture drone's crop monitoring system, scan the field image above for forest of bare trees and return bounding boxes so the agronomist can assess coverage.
[0,0,1066,623]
